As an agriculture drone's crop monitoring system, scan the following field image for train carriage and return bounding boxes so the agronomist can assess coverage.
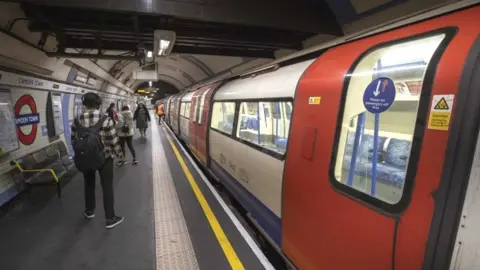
[179,92,194,144]
[169,93,184,136]
[187,83,220,166]
[164,2,480,269]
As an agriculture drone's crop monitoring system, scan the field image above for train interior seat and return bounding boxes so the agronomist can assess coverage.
[275,138,288,149]
[342,132,412,190]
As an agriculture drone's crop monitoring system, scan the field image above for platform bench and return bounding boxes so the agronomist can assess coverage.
[11,140,77,198]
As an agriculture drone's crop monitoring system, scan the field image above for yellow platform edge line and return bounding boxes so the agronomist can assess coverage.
[162,127,245,270]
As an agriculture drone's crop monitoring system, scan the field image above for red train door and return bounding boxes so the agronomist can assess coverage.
[189,90,201,158]
[281,6,480,270]
[189,83,218,165]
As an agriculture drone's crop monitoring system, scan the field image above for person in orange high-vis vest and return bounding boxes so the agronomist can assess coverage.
[157,103,164,125]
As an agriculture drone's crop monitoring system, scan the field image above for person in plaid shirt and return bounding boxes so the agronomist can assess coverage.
[71,92,125,229]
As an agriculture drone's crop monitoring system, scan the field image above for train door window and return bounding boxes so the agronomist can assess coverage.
[185,102,191,119]
[237,101,292,155]
[170,100,175,114]
[333,33,446,204]
[180,102,186,117]
[198,88,211,124]
[210,102,235,135]
[192,96,198,123]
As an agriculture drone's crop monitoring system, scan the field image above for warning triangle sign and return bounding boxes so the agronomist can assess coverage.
[434,97,449,110]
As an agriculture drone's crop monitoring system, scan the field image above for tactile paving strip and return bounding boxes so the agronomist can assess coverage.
[151,120,199,270]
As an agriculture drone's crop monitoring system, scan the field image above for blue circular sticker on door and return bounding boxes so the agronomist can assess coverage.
[362,77,396,114]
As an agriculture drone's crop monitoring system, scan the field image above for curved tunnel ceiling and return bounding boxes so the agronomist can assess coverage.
[0,0,451,101]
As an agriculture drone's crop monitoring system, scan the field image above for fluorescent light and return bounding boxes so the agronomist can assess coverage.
[75,75,87,83]
[147,51,153,58]
[149,81,152,87]
[154,30,176,57]
[158,40,171,56]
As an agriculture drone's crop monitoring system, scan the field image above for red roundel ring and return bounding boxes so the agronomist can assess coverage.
[14,94,38,145]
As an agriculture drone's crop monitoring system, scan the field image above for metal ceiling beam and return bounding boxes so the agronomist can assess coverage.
[45,52,142,60]
[58,33,295,49]
[59,38,279,57]
[27,21,311,46]
[60,38,277,58]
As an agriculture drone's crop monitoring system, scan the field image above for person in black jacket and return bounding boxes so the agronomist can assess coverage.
[133,103,151,139]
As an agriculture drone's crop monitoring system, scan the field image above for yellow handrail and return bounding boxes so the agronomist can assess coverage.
[10,160,59,183]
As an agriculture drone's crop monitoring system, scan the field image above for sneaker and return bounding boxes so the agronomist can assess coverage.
[117,160,127,167]
[106,216,124,229]
[84,210,95,219]
[132,159,138,165]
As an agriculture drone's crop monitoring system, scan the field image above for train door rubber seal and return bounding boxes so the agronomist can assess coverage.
[422,35,480,270]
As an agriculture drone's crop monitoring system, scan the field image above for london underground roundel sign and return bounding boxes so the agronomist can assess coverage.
[14,94,40,145]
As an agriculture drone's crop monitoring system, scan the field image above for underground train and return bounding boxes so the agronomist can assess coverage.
[161,2,480,269]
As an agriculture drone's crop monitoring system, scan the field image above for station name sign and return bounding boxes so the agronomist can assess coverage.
[0,70,128,100]
[18,77,44,87]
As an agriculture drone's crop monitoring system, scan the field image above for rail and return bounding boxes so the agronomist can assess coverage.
[10,160,61,198]
[10,160,59,183]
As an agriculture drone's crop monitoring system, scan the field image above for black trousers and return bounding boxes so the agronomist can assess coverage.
[83,158,115,219]
[158,114,164,125]
[119,136,136,158]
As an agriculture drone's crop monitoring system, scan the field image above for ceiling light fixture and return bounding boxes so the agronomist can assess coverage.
[154,30,176,57]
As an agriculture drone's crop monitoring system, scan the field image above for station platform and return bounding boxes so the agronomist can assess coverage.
[0,114,274,270]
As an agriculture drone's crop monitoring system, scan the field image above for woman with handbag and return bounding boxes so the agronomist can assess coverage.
[134,103,151,140]
[117,105,137,166]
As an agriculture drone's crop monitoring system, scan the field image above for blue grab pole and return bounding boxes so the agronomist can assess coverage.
[347,112,365,187]
[371,113,380,196]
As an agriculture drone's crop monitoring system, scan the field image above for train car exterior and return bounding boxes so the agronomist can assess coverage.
[208,60,314,245]
[169,93,184,136]
[281,5,480,270]
[187,83,219,166]
[165,2,480,269]
[179,92,194,144]
[165,96,174,125]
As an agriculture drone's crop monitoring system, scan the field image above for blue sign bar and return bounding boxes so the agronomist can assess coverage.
[362,77,396,196]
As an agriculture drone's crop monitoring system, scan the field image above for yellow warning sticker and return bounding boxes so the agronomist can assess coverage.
[428,94,454,131]
[309,96,321,105]
[434,97,449,110]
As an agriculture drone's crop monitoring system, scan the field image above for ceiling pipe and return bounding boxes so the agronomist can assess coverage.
[45,52,142,61]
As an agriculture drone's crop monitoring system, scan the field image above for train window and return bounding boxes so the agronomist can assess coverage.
[285,103,292,120]
[192,96,198,123]
[333,34,446,204]
[237,101,292,155]
[170,100,175,114]
[210,102,236,135]
[198,89,211,124]
[184,102,191,119]
[180,102,186,117]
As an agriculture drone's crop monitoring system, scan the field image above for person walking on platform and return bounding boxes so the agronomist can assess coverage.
[134,103,151,140]
[157,103,165,125]
[117,105,138,166]
[106,102,119,125]
[71,92,125,229]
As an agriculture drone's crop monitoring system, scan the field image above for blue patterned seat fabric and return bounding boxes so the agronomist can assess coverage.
[342,132,411,187]
[276,138,288,149]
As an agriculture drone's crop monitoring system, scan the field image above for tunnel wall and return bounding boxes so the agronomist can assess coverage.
[0,67,135,207]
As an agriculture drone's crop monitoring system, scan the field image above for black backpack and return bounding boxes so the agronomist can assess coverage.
[72,116,107,172]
